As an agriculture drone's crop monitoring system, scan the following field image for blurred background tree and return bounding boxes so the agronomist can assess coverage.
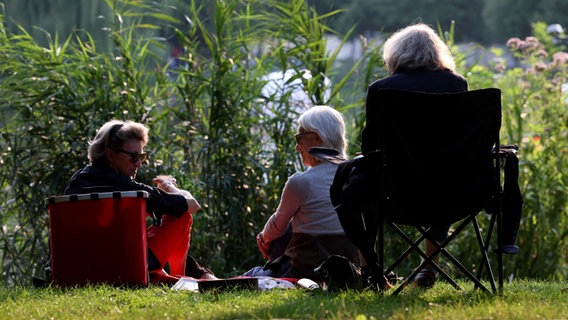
[4,0,568,47]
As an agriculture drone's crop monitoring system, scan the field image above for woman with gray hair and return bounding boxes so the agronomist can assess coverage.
[381,22,457,75]
[354,22,468,289]
[243,105,360,281]
[362,22,467,154]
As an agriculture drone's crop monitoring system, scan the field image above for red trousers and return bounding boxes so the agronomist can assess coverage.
[147,212,193,276]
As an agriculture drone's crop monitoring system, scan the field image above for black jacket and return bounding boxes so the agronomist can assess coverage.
[361,69,468,154]
[64,162,188,222]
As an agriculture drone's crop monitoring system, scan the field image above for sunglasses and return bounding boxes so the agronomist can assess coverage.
[294,131,317,144]
[112,148,148,163]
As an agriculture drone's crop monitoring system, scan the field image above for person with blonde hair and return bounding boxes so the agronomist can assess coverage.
[243,106,360,281]
[64,119,216,283]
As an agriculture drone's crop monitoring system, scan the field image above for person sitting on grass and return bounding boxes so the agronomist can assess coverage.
[243,106,361,282]
[64,119,216,284]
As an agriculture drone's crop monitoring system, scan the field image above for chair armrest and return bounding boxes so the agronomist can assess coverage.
[492,144,519,158]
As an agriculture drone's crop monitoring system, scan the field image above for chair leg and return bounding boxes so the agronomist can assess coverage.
[386,223,425,274]
[378,213,385,291]
[387,216,497,295]
[475,212,502,293]
[435,218,492,293]
[472,217,497,293]
[497,208,504,293]
[387,224,461,295]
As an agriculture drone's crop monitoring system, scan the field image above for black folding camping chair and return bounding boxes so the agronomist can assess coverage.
[314,88,521,295]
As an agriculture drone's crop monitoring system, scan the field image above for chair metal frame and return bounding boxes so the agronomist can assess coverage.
[378,204,502,294]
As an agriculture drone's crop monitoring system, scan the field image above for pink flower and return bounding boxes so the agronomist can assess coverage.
[506,38,522,49]
[535,49,548,58]
[525,36,539,45]
[552,52,568,65]
[534,62,548,72]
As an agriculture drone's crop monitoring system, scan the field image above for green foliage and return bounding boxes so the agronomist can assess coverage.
[0,0,172,285]
[0,0,567,287]
[0,0,366,285]
[167,0,366,274]
[460,24,568,281]
[5,0,568,47]
[483,0,568,43]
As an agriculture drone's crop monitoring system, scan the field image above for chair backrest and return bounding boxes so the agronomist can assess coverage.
[370,88,502,225]
[47,191,149,287]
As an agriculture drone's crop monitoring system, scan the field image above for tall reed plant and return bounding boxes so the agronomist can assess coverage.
[0,0,366,285]
[0,0,567,287]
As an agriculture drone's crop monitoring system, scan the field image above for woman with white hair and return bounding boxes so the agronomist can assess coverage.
[358,22,468,289]
[244,105,360,281]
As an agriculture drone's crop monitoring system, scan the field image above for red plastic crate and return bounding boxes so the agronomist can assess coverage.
[47,191,149,287]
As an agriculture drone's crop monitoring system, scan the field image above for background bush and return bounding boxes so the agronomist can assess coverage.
[0,0,566,286]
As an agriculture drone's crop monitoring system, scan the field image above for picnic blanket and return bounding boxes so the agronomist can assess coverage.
[171,276,319,292]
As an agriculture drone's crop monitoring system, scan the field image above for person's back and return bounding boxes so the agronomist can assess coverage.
[284,163,345,235]
[370,68,466,93]
[351,23,468,289]
[245,106,360,281]
[362,22,468,155]
[278,162,360,279]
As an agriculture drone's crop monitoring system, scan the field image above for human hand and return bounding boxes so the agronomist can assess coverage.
[256,233,271,259]
[152,175,177,191]
[153,175,201,214]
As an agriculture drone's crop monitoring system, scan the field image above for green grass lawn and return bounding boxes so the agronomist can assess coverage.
[0,279,566,319]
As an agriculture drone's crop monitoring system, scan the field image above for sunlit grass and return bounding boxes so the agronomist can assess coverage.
[0,279,566,319]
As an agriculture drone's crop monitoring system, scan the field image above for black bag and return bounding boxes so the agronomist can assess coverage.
[314,255,398,292]
[313,255,364,291]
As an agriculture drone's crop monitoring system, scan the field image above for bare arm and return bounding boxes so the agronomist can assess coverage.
[152,175,201,214]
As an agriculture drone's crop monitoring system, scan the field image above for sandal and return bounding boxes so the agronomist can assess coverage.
[412,268,438,289]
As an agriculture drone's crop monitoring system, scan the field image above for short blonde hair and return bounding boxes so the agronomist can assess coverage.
[382,23,456,74]
[88,120,149,164]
